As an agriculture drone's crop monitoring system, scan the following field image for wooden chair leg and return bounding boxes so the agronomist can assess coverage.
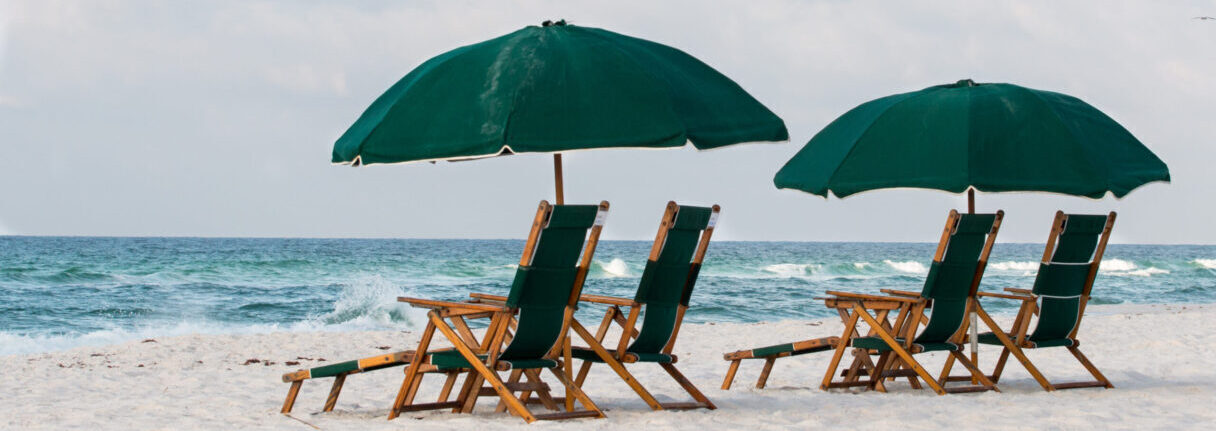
[939,350,958,387]
[990,347,1012,383]
[661,363,716,410]
[496,369,526,413]
[574,361,594,386]
[404,372,424,406]
[949,350,1000,392]
[756,357,776,389]
[429,312,537,422]
[902,361,923,389]
[438,371,459,402]
[721,359,741,390]
[843,350,872,383]
[1068,346,1114,388]
[867,351,893,392]
[322,373,347,412]
[547,367,605,417]
[569,319,663,410]
[821,310,860,390]
[854,305,945,395]
[281,380,302,414]
[974,307,1054,391]
[452,372,480,413]
[524,369,561,411]
[390,322,435,420]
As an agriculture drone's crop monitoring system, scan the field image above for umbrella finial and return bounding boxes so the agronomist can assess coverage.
[542,19,567,27]
[956,79,977,87]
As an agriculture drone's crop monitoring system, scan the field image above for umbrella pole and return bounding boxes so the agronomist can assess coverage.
[967,188,975,214]
[966,186,977,383]
[554,153,565,205]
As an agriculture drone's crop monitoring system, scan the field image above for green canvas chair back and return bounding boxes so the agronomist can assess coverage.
[625,204,718,360]
[913,211,1002,347]
[1027,212,1114,345]
[498,203,606,363]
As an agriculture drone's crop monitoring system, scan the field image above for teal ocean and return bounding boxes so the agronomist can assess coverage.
[2,237,1214,356]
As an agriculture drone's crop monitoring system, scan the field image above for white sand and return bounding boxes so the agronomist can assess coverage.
[3,304,1214,430]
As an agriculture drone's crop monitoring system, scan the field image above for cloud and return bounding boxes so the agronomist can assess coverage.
[0,95,20,107]
[260,64,348,96]
[0,1,1212,242]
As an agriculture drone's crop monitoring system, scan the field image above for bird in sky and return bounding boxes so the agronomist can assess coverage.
[1195,16,1215,20]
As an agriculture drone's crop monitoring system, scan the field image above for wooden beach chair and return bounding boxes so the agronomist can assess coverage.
[820,210,1004,395]
[721,338,839,390]
[560,202,720,410]
[965,211,1116,391]
[390,200,609,423]
[280,351,414,414]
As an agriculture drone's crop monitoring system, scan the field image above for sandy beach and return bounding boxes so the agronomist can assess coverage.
[3,303,1213,430]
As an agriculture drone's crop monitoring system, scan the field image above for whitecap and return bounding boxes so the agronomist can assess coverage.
[990,261,1039,271]
[599,258,631,278]
[314,275,425,330]
[1193,259,1216,269]
[1100,259,1137,272]
[883,260,928,274]
[1108,267,1170,277]
[852,262,872,270]
[762,263,816,277]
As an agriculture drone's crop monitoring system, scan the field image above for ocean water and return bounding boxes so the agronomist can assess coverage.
[2,236,1214,356]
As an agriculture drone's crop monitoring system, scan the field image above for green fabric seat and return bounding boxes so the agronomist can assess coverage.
[894,213,997,351]
[491,204,602,370]
[305,358,405,379]
[980,214,1109,351]
[619,206,715,360]
[568,347,674,364]
[976,332,1075,348]
[852,336,960,352]
[749,342,834,358]
[429,350,559,371]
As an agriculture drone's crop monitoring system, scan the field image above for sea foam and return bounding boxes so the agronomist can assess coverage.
[598,258,631,278]
[990,261,1040,271]
[762,263,816,277]
[1194,259,1216,269]
[883,260,928,274]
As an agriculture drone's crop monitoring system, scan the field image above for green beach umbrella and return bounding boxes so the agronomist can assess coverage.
[774,79,1169,212]
[334,20,788,203]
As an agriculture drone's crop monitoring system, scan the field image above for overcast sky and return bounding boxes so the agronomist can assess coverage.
[0,1,1212,243]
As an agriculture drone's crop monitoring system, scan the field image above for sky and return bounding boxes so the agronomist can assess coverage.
[0,1,1213,243]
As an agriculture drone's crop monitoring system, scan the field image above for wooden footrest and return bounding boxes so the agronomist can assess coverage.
[723,337,838,360]
[396,401,462,412]
[1053,381,1108,389]
[878,369,917,378]
[658,402,708,410]
[944,385,994,393]
[477,381,551,397]
[945,375,995,382]
[825,381,871,388]
[533,410,601,420]
[525,396,569,405]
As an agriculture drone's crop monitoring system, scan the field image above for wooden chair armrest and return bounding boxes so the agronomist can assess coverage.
[578,294,638,307]
[1004,288,1033,295]
[397,297,508,312]
[976,291,1034,301]
[824,291,922,303]
[464,293,503,303]
[880,289,922,297]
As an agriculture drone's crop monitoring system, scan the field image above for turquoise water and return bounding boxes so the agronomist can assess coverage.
[2,237,1214,356]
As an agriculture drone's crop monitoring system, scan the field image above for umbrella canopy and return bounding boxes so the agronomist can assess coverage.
[333,20,787,202]
[774,79,1169,203]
